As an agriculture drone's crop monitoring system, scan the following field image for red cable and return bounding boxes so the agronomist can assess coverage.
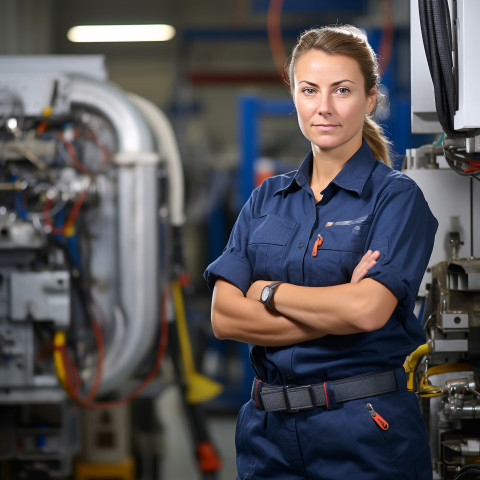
[64,189,87,230]
[59,288,170,409]
[57,316,104,401]
[42,197,64,235]
[61,345,82,395]
[378,0,395,75]
[84,316,105,401]
[267,0,287,83]
[83,129,111,170]
[43,189,87,235]
[63,140,92,175]
[59,127,111,173]
[232,0,249,27]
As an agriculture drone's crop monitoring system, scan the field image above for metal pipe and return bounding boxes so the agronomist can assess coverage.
[444,402,480,419]
[128,93,185,228]
[69,74,159,395]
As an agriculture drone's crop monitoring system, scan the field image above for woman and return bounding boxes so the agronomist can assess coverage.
[204,25,437,479]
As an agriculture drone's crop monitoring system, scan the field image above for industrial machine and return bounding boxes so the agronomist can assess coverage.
[407,1,480,479]
[0,56,221,479]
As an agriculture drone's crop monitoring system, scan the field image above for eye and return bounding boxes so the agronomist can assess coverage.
[335,86,350,95]
[301,87,316,96]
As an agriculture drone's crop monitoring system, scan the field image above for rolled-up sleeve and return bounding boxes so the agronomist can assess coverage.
[365,177,438,306]
[204,192,256,295]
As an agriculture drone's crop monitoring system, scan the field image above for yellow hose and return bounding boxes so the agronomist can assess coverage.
[404,343,472,395]
[171,280,196,377]
[171,280,222,404]
[418,376,444,397]
[418,363,472,398]
[53,331,68,391]
[404,342,431,391]
[404,340,472,394]
[426,362,471,376]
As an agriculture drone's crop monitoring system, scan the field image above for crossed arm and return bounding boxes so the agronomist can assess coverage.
[210,250,398,347]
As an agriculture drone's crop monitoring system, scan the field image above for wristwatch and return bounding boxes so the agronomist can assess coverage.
[260,281,283,312]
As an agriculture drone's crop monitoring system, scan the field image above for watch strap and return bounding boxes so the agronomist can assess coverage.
[262,281,283,312]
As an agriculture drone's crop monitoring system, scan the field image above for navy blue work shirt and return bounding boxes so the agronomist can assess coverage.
[204,140,438,385]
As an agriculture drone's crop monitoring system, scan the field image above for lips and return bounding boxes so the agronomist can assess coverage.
[313,123,339,131]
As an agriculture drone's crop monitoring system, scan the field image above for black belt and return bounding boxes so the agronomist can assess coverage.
[251,370,399,412]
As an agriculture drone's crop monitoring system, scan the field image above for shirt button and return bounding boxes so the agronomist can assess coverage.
[298,242,304,248]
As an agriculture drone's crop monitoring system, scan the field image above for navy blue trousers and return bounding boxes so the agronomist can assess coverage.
[235,373,432,479]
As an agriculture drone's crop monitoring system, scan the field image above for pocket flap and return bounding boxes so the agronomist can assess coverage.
[249,214,296,246]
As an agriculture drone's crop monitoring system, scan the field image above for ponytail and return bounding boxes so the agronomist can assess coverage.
[363,116,392,167]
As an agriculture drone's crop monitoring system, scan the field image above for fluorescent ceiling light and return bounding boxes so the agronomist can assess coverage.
[67,24,176,43]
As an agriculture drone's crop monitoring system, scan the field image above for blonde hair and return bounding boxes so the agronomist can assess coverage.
[286,25,392,166]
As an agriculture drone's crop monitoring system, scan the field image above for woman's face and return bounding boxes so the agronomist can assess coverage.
[293,49,376,158]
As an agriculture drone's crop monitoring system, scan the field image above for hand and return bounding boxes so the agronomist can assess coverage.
[351,250,380,283]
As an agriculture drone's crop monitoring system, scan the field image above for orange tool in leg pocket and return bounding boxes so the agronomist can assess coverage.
[365,403,389,431]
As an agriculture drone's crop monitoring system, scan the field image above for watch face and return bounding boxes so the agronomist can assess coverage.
[261,287,270,302]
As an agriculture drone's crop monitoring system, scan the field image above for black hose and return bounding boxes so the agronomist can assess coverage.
[418,0,433,71]
[433,0,456,119]
[419,0,450,134]
[426,0,450,130]
[418,0,458,136]
[452,464,480,480]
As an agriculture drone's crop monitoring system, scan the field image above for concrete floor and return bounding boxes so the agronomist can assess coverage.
[158,385,238,480]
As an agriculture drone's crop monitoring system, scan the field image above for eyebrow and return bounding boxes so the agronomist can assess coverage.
[298,79,356,87]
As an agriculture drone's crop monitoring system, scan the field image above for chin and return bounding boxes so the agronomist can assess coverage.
[311,139,340,151]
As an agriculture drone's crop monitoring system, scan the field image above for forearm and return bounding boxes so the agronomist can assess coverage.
[248,278,398,335]
[211,279,326,346]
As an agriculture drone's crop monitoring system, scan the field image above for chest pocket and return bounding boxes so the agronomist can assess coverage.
[247,214,296,282]
[311,215,373,285]
[322,215,372,253]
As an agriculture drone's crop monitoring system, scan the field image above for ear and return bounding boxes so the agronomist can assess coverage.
[366,85,378,114]
[291,87,298,109]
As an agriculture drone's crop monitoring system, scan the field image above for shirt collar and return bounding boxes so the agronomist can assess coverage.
[276,139,378,197]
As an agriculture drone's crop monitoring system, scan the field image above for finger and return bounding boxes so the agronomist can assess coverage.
[352,267,367,280]
[359,251,380,268]
[351,254,381,284]
[365,259,378,269]
[351,268,368,283]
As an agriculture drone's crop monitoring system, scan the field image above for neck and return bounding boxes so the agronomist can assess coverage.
[310,147,348,195]
[309,139,362,195]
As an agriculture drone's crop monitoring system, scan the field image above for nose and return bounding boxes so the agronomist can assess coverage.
[317,94,332,117]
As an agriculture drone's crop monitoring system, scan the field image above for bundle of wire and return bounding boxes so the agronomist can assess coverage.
[443,146,480,180]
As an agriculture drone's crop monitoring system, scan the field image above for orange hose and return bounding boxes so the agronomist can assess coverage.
[267,0,287,82]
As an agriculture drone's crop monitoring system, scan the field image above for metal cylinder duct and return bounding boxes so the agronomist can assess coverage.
[444,403,480,419]
[128,93,186,228]
[69,74,159,395]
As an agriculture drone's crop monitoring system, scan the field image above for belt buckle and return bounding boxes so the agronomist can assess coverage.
[282,386,296,412]
[282,385,315,412]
